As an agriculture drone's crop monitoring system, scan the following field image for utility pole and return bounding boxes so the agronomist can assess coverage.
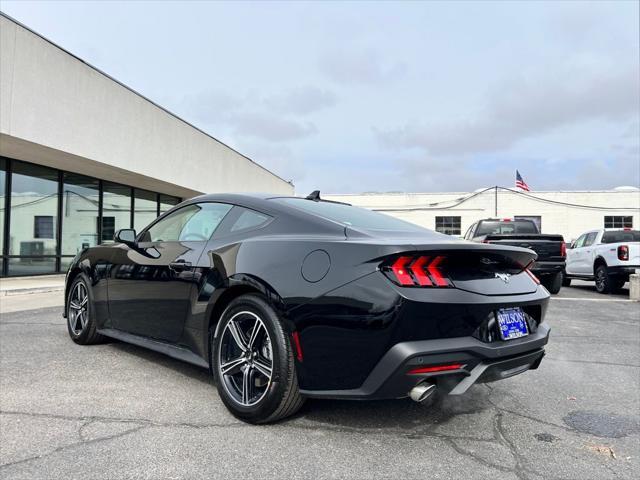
[494,186,498,217]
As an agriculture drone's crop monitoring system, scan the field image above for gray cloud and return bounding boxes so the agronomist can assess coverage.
[234,141,306,183]
[319,48,406,85]
[376,67,639,156]
[263,86,338,115]
[180,86,334,142]
[230,112,317,142]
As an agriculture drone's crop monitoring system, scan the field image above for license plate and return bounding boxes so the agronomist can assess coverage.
[496,308,529,341]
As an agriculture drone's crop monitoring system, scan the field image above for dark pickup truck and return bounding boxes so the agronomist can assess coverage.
[464,218,566,293]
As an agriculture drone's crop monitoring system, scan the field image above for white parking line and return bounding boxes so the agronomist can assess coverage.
[553,297,635,303]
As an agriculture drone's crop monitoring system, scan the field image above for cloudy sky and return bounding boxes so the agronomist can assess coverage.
[2,0,639,194]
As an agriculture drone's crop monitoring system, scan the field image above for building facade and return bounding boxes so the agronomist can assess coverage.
[326,187,640,242]
[0,14,293,276]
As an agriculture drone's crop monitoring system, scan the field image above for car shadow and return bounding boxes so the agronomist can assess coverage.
[108,340,213,386]
[291,387,493,431]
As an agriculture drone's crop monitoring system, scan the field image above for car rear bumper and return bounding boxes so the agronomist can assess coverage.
[300,322,550,400]
[607,265,640,277]
[530,261,565,276]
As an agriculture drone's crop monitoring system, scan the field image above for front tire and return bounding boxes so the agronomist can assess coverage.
[212,294,304,423]
[561,271,571,287]
[542,272,562,294]
[66,274,104,345]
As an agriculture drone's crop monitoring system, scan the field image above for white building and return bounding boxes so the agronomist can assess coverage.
[0,13,293,276]
[326,187,640,242]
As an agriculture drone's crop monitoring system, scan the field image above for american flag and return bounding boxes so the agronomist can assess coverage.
[515,170,530,191]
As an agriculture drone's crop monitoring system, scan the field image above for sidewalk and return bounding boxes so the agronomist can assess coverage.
[0,274,66,296]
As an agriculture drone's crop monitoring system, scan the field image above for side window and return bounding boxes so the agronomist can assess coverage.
[573,234,587,249]
[145,203,232,242]
[583,232,598,247]
[464,223,475,240]
[229,208,271,233]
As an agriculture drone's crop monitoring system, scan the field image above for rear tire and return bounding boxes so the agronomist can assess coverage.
[66,274,105,345]
[212,294,304,423]
[594,265,612,294]
[542,272,562,294]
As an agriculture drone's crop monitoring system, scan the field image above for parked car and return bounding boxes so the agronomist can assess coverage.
[65,194,550,423]
[564,228,640,294]
[465,218,566,294]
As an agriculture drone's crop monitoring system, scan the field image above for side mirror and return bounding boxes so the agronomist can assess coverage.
[568,242,575,249]
[114,229,137,245]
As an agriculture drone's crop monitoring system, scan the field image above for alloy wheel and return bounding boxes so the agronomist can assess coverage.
[218,311,273,407]
[68,282,89,335]
[595,269,606,292]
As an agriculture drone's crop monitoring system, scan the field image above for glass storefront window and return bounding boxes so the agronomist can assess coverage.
[8,256,57,276]
[0,158,6,257]
[61,173,100,255]
[134,189,158,232]
[9,162,59,265]
[102,182,131,242]
[159,194,180,214]
[1,158,180,276]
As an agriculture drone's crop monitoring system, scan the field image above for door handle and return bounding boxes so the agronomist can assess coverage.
[169,260,192,272]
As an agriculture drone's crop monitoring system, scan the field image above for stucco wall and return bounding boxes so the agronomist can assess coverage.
[0,15,293,198]
[326,189,640,242]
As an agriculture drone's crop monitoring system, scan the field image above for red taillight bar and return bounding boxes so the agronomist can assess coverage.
[410,256,432,286]
[291,331,304,362]
[386,255,452,288]
[427,255,449,286]
[560,241,566,258]
[408,363,465,374]
[525,268,540,284]
[391,256,414,286]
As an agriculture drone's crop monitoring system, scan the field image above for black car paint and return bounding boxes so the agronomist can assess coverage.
[65,194,550,398]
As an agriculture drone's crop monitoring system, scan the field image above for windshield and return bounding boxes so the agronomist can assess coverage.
[602,230,640,243]
[476,220,538,236]
[274,198,426,232]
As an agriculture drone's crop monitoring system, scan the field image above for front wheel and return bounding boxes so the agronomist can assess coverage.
[561,271,571,287]
[66,274,104,345]
[212,294,304,423]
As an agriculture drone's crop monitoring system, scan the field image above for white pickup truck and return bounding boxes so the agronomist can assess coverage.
[564,228,640,293]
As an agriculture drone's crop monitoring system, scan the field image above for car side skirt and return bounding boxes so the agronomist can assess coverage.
[98,328,209,369]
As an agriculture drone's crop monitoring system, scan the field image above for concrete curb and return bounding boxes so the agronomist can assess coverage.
[630,274,639,301]
[2,286,65,296]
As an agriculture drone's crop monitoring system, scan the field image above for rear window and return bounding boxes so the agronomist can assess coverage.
[475,220,538,236]
[601,230,640,243]
[274,198,426,232]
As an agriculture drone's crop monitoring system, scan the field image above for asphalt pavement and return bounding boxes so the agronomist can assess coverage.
[0,282,638,479]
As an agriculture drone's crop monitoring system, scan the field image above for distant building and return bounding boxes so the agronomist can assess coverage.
[325,187,640,241]
[0,14,292,276]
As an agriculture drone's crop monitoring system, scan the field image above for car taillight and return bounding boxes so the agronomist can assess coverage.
[618,245,629,261]
[525,268,540,284]
[384,255,452,287]
[560,241,566,257]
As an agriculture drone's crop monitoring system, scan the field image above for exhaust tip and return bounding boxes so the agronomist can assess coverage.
[409,382,437,403]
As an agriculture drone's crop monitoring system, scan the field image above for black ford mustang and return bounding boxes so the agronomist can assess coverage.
[64,193,550,423]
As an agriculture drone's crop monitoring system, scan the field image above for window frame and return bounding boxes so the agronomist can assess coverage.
[213,205,274,238]
[604,216,633,229]
[138,201,234,244]
[33,215,55,239]
[435,216,462,236]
